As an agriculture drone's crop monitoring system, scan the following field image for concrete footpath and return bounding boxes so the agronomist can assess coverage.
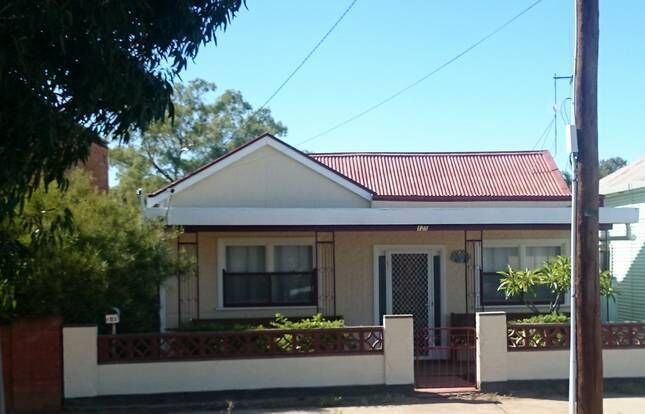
[230,396,644,413]
[66,388,645,413]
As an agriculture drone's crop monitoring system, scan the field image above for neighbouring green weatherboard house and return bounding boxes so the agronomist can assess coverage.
[601,156,645,321]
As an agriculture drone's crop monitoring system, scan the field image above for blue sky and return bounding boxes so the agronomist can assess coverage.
[180,0,644,174]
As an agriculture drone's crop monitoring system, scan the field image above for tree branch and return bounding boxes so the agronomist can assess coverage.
[143,147,174,182]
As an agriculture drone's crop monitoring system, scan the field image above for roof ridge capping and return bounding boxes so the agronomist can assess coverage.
[308,149,551,156]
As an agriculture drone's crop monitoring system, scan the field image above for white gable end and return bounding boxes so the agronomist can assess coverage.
[168,145,370,208]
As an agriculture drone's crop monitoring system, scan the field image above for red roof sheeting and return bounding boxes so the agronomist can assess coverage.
[309,151,570,201]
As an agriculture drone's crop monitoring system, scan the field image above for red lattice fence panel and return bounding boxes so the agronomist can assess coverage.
[98,326,383,364]
[507,322,645,351]
[507,323,570,351]
[602,323,645,348]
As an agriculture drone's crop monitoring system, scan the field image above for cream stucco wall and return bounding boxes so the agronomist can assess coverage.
[476,312,645,386]
[63,316,413,398]
[481,229,569,241]
[96,354,384,396]
[63,326,98,398]
[170,146,369,208]
[164,229,570,328]
[507,348,645,380]
[476,312,508,385]
[383,315,414,385]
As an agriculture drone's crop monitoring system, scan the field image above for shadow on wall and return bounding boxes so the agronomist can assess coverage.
[615,242,645,322]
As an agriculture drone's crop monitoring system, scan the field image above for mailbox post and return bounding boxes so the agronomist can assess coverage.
[105,307,120,335]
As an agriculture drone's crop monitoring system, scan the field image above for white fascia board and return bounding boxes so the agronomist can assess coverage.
[144,206,639,226]
[146,136,372,206]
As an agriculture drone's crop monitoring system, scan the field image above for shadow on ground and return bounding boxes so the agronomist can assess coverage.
[64,386,499,413]
[64,379,645,413]
[492,378,645,402]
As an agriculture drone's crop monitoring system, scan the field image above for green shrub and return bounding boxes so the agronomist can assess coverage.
[269,314,346,354]
[175,313,344,333]
[269,313,345,330]
[0,169,189,332]
[509,312,569,349]
[516,312,569,324]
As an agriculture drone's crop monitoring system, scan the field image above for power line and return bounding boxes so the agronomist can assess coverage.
[532,117,556,150]
[256,0,359,112]
[299,0,545,145]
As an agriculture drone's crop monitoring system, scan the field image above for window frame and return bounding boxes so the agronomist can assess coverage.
[217,237,317,310]
[478,239,568,309]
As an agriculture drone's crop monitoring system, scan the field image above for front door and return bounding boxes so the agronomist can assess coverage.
[386,250,435,334]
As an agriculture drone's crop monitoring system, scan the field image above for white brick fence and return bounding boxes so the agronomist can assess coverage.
[476,311,645,390]
[62,311,645,398]
[63,315,413,398]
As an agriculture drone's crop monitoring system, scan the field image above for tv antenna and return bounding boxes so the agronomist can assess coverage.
[553,73,573,156]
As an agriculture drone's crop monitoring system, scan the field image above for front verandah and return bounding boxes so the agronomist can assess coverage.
[165,226,571,331]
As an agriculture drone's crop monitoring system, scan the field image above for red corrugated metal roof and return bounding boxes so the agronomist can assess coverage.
[309,150,571,201]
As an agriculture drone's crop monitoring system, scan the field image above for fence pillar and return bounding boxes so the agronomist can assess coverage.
[63,326,98,398]
[476,311,508,390]
[383,314,414,385]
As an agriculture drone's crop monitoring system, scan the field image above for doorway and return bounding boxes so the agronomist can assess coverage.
[386,250,436,333]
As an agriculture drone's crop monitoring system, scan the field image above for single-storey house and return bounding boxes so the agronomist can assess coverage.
[145,134,637,331]
[600,156,645,321]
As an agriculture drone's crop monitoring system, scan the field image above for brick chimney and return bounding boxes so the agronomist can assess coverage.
[81,141,109,191]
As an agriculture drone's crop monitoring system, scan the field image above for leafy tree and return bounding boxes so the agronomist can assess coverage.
[498,255,615,314]
[0,169,190,332]
[561,171,572,188]
[0,0,244,219]
[110,79,287,201]
[600,157,628,178]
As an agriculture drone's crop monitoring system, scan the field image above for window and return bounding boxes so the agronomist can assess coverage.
[226,246,266,272]
[525,246,562,302]
[272,246,314,304]
[525,246,561,269]
[221,241,316,307]
[481,247,522,305]
[480,242,564,307]
[274,245,312,272]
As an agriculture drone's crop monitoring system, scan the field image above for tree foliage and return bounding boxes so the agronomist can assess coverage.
[599,157,628,178]
[561,171,572,188]
[110,79,287,201]
[0,0,244,219]
[0,170,190,332]
[498,255,615,314]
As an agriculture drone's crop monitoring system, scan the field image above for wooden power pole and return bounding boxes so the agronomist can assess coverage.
[573,0,602,413]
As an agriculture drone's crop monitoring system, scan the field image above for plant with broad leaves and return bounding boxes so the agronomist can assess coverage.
[498,255,615,314]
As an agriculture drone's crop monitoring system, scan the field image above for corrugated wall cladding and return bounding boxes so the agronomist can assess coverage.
[310,151,570,200]
[606,189,645,322]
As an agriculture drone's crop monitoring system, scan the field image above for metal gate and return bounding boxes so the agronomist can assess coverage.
[414,326,477,389]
